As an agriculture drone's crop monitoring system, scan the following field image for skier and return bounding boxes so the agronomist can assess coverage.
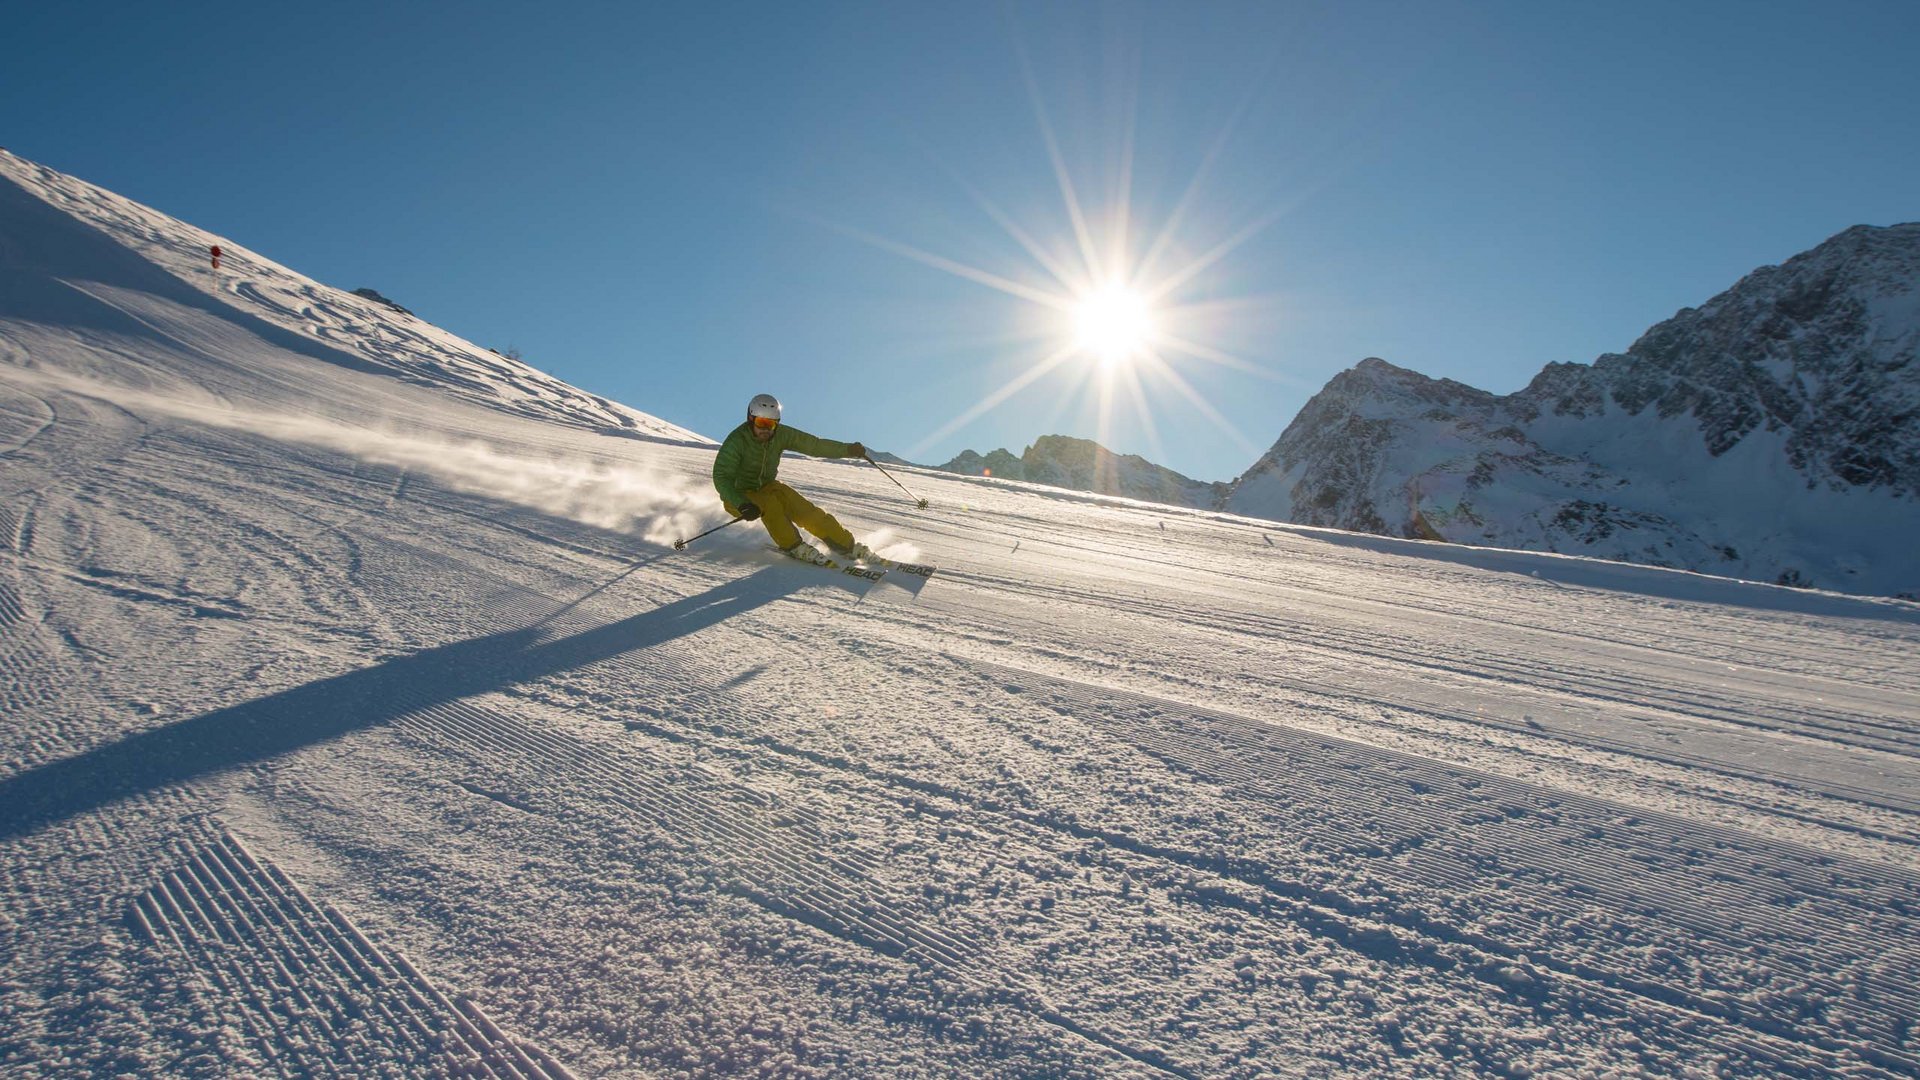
[712,393,879,566]
[209,245,222,271]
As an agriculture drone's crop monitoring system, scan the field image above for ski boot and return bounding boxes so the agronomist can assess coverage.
[832,540,888,566]
[781,541,835,567]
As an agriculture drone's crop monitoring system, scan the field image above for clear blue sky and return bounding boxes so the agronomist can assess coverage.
[6,1,1917,481]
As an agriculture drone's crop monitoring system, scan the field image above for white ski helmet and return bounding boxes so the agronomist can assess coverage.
[747,393,782,422]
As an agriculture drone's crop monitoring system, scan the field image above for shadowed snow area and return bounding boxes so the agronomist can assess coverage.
[4,150,1920,1077]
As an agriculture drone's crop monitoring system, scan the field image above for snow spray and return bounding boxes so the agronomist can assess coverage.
[4,367,712,546]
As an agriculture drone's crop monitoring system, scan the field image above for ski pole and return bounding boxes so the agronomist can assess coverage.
[673,517,742,550]
[864,454,929,509]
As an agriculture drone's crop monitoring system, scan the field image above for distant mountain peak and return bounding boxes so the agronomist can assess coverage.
[1327,357,1503,413]
[1226,222,1920,597]
[933,434,1227,508]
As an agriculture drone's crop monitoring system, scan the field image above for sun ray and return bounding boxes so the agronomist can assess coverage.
[1117,360,1168,466]
[883,323,1061,364]
[1011,28,1105,284]
[910,344,1081,457]
[1144,201,1291,305]
[1159,292,1298,322]
[1153,331,1299,384]
[1093,364,1119,484]
[826,219,1075,311]
[1110,31,1143,287]
[938,166,1089,296]
[1137,350,1265,458]
[1135,63,1272,288]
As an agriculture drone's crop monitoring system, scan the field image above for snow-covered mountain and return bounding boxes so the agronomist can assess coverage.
[0,150,708,444]
[936,435,1227,507]
[1226,224,1920,598]
[5,152,1920,1077]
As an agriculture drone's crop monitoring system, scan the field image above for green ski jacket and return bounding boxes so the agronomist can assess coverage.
[711,422,858,509]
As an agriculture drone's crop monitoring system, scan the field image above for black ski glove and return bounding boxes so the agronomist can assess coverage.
[846,442,867,459]
[737,501,761,521]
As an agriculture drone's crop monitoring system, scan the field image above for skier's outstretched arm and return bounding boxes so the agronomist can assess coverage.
[781,428,864,460]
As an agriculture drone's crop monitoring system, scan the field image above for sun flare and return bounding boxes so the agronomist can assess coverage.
[1072,284,1156,369]
[841,48,1285,464]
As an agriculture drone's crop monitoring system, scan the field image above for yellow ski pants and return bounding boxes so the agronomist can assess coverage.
[729,482,854,553]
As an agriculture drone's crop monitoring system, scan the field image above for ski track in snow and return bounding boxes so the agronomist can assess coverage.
[599,611,1919,1072]
[130,824,574,1079]
[6,149,1920,1077]
[911,584,1920,853]
[965,658,1920,1071]
[873,527,1920,846]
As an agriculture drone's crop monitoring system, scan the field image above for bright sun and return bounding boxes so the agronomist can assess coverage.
[1071,284,1156,369]
[842,68,1281,463]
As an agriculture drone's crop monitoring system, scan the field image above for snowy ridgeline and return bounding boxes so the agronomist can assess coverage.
[0,149,709,446]
[4,150,1920,1077]
[1223,224,1920,598]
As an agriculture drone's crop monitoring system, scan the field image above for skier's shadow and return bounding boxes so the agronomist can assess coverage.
[0,567,791,841]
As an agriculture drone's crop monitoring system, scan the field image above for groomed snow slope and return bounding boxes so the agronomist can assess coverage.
[5,155,1920,1078]
[0,150,708,445]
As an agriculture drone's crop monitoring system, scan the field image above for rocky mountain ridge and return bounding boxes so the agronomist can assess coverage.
[931,435,1227,508]
[1224,222,1920,597]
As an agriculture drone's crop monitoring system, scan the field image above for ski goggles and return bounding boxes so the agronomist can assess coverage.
[751,416,779,431]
